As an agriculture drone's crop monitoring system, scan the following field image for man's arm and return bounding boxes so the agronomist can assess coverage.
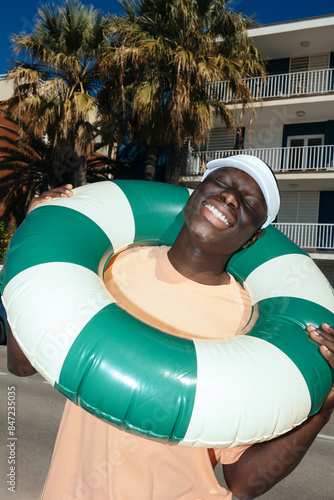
[7,325,37,376]
[223,323,334,500]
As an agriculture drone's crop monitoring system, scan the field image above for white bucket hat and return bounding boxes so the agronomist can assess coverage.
[202,154,280,228]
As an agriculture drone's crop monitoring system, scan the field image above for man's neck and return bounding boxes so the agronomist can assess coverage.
[167,226,231,286]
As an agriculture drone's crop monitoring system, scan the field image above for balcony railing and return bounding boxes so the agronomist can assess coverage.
[272,223,334,250]
[206,68,334,102]
[182,144,334,176]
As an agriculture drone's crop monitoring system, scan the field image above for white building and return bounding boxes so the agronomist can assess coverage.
[180,14,334,286]
[1,16,334,284]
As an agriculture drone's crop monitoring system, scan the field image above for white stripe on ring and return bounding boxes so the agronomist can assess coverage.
[183,335,311,447]
[244,254,334,312]
[3,263,115,385]
[32,181,136,252]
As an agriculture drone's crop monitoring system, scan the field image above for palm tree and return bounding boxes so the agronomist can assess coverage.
[4,0,115,187]
[0,115,121,226]
[110,0,266,183]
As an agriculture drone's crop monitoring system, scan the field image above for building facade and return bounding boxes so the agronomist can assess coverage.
[180,15,334,286]
[1,16,334,283]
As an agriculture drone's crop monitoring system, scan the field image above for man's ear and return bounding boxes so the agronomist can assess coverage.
[242,229,263,249]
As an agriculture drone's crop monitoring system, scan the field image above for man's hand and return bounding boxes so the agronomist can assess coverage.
[224,322,334,499]
[307,322,334,418]
[27,184,74,215]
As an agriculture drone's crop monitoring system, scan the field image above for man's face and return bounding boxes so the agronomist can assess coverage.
[183,167,267,257]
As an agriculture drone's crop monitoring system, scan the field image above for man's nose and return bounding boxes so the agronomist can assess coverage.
[221,190,239,208]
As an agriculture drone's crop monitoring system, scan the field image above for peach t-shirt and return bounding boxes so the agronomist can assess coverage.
[42,246,252,500]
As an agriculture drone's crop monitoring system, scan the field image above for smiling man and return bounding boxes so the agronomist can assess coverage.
[168,155,277,286]
[8,154,334,500]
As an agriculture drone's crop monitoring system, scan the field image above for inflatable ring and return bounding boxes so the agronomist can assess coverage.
[2,180,334,448]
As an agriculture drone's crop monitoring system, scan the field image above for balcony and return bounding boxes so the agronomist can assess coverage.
[207,68,334,102]
[272,223,334,251]
[182,144,334,176]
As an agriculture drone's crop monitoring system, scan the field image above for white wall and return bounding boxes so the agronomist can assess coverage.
[244,124,283,150]
[0,78,13,101]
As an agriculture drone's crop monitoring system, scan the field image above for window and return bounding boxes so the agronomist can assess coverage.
[289,54,329,94]
[278,192,319,223]
[286,135,324,170]
[182,128,241,175]
[206,128,238,152]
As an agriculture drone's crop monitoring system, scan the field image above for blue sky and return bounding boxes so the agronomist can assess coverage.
[1,0,333,74]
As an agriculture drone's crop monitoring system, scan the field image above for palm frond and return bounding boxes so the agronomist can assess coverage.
[4,0,115,186]
[109,0,266,153]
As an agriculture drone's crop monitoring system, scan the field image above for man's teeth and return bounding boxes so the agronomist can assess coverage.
[204,204,231,226]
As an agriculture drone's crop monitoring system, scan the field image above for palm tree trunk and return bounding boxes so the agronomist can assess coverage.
[165,143,181,185]
[72,154,87,187]
[11,191,26,227]
[144,145,157,181]
[51,143,87,187]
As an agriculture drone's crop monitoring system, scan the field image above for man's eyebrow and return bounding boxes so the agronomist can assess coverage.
[248,192,264,201]
[214,168,233,182]
[214,168,265,203]
[230,169,265,203]
[224,170,233,183]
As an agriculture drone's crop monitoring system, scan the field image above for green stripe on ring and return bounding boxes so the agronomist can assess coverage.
[248,297,334,415]
[114,180,189,246]
[56,303,197,443]
[227,225,307,283]
[2,206,112,289]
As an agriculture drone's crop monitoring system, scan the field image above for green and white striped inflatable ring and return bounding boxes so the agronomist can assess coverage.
[2,180,334,448]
